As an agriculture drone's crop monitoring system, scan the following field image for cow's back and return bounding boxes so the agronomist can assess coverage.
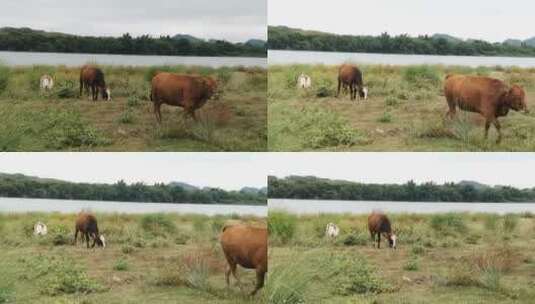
[220,225,267,270]
[368,213,391,234]
[152,72,198,105]
[339,64,363,85]
[445,75,506,108]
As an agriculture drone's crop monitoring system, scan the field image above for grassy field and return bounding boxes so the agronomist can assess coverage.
[0,64,267,151]
[268,64,535,151]
[0,212,266,304]
[267,211,535,304]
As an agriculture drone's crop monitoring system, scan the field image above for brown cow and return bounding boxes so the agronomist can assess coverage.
[444,74,528,143]
[74,212,106,248]
[150,72,218,123]
[336,64,368,101]
[80,65,111,101]
[368,212,396,249]
[220,224,267,295]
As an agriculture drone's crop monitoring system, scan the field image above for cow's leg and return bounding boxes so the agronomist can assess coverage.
[377,233,381,249]
[484,119,491,140]
[251,269,265,296]
[189,110,198,121]
[493,119,502,144]
[74,228,78,245]
[85,232,90,248]
[336,78,341,98]
[91,233,97,248]
[153,103,162,123]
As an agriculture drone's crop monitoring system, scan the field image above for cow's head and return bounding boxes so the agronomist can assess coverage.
[387,233,397,249]
[204,77,220,100]
[359,87,368,100]
[504,85,528,113]
[101,87,111,101]
[95,234,106,247]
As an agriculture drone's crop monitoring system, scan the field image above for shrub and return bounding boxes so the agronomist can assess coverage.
[332,254,390,295]
[269,212,297,244]
[263,254,309,304]
[484,215,499,231]
[55,80,77,99]
[126,95,141,107]
[0,65,10,94]
[216,67,232,85]
[38,258,104,296]
[385,96,399,106]
[44,110,109,149]
[114,258,129,271]
[429,213,467,235]
[503,214,519,233]
[410,243,426,256]
[403,65,441,88]
[140,214,177,237]
[121,245,135,254]
[341,232,368,246]
[50,225,70,246]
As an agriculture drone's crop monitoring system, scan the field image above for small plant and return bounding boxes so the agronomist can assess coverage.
[0,65,11,94]
[430,213,467,235]
[114,258,129,271]
[404,256,419,271]
[127,95,141,107]
[341,232,368,246]
[385,96,400,106]
[0,286,13,304]
[121,245,135,254]
[50,225,70,246]
[403,65,441,88]
[118,109,134,124]
[269,211,297,244]
[410,244,426,256]
[332,254,391,295]
[378,111,392,123]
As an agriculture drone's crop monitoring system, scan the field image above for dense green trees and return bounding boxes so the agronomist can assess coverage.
[268,26,535,57]
[268,176,535,203]
[0,174,266,205]
[0,28,266,57]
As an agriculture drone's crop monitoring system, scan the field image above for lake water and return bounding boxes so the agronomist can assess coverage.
[0,51,266,68]
[269,199,535,215]
[0,197,267,217]
[269,50,535,68]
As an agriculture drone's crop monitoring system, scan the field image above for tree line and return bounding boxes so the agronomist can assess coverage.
[268,26,535,57]
[0,174,266,205]
[0,28,266,57]
[268,176,535,203]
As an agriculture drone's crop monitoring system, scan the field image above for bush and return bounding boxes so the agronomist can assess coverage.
[484,215,499,231]
[114,258,129,271]
[263,254,309,304]
[50,225,70,246]
[503,214,519,233]
[55,80,77,99]
[385,96,400,106]
[0,65,10,94]
[410,243,426,256]
[403,65,441,88]
[429,213,467,235]
[121,245,135,254]
[44,110,109,149]
[127,95,141,107]
[36,258,104,296]
[341,232,368,246]
[140,214,177,237]
[332,254,390,295]
[269,212,297,244]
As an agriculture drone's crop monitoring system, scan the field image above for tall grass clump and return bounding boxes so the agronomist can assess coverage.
[429,213,467,235]
[403,65,441,89]
[268,211,297,244]
[263,255,310,304]
[503,214,519,233]
[140,214,177,237]
[0,65,10,94]
[0,286,13,304]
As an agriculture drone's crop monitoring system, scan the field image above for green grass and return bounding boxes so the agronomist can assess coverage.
[0,64,267,151]
[0,212,266,303]
[269,211,535,303]
[268,64,535,151]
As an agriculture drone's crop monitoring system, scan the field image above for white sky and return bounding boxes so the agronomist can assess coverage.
[268,153,535,189]
[2,153,535,189]
[0,153,268,190]
[269,0,533,42]
[1,0,267,42]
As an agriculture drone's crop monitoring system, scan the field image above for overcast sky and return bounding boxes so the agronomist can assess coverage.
[3,153,535,190]
[269,0,533,42]
[0,153,268,190]
[1,0,266,42]
[268,153,535,189]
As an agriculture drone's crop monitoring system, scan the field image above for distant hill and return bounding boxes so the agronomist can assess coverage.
[245,39,267,48]
[172,34,203,43]
[524,37,535,47]
[432,33,464,43]
[268,25,535,57]
[168,182,199,191]
[0,27,266,57]
[0,172,266,205]
[458,180,490,190]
